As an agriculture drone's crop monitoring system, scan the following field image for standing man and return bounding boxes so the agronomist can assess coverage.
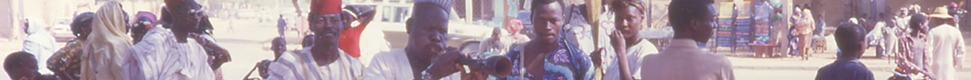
[926,7,965,80]
[125,0,216,79]
[279,15,287,37]
[640,0,734,79]
[23,17,57,75]
[80,1,133,80]
[364,0,464,79]
[495,0,595,79]
[264,0,365,79]
[814,23,875,80]
[603,0,659,79]
[162,0,216,79]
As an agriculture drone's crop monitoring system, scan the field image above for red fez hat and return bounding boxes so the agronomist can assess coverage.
[311,0,342,14]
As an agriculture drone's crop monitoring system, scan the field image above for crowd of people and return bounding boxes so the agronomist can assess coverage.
[3,0,968,80]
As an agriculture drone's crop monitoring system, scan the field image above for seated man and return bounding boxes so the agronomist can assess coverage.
[640,0,734,79]
[814,21,875,80]
[272,37,287,58]
[264,0,364,79]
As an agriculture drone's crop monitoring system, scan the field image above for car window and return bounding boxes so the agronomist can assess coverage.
[381,6,411,23]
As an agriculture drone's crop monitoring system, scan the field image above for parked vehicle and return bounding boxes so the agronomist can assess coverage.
[51,17,75,42]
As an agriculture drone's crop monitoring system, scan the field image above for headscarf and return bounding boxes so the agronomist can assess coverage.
[80,1,132,80]
[72,12,96,37]
[25,17,49,35]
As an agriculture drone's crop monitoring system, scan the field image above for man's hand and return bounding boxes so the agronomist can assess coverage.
[590,48,604,68]
[421,48,465,80]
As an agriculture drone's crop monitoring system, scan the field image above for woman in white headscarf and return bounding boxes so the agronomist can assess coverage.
[23,17,57,74]
[80,1,133,80]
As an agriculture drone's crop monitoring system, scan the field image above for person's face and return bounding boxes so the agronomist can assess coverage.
[692,4,717,43]
[131,21,150,43]
[532,3,564,43]
[272,41,285,57]
[616,5,643,41]
[12,59,38,80]
[23,21,29,34]
[79,24,93,40]
[172,7,203,35]
[310,14,344,48]
[407,8,449,56]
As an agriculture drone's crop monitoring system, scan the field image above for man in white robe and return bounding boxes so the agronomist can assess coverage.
[266,49,363,80]
[365,0,464,79]
[122,0,217,80]
[23,17,57,74]
[926,7,965,80]
[264,0,365,79]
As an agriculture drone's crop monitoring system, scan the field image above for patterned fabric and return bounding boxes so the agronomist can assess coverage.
[501,41,594,80]
[48,40,84,80]
[267,47,364,80]
[895,34,929,73]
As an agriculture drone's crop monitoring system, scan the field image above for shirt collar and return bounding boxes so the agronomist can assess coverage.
[667,39,699,49]
[834,53,861,63]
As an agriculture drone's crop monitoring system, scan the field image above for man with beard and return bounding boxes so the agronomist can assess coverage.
[123,0,215,79]
[264,0,364,79]
[364,0,464,79]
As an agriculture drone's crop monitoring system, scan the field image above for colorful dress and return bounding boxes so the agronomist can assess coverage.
[48,40,84,80]
[501,41,595,80]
